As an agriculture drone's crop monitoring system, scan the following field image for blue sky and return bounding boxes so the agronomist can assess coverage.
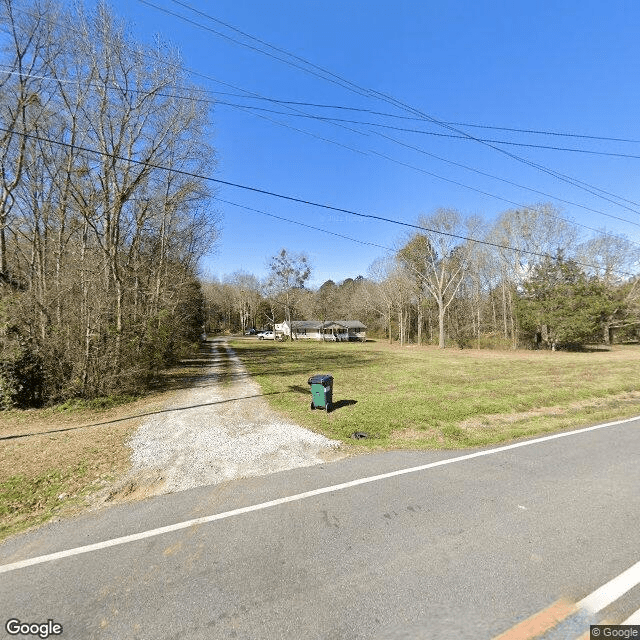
[109,0,640,287]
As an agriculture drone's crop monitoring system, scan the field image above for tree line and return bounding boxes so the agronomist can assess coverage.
[205,205,640,351]
[3,3,638,409]
[0,0,218,408]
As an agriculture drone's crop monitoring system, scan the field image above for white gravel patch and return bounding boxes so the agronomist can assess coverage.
[125,339,341,494]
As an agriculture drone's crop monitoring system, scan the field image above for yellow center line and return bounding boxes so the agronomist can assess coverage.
[492,600,577,640]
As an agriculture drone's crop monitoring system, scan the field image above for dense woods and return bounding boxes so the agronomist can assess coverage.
[0,1,218,407]
[205,205,640,351]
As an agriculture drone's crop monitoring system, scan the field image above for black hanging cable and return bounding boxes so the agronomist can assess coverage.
[3,126,636,278]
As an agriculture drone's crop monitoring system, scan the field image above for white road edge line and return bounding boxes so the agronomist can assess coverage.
[620,609,640,624]
[622,607,640,624]
[578,560,640,614]
[0,414,638,575]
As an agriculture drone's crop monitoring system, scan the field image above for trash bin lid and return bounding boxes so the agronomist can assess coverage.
[307,374,333,386]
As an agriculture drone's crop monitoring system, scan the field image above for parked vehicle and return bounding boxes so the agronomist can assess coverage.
[245,329,257,335]
[258,331,276,340]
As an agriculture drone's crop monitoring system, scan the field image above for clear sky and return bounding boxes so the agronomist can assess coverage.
[108,0,640,287]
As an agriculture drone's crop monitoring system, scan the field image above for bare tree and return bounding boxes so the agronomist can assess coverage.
[266,249,311,338]
[0,0,219,404]
[312,280,337,340]
[488,204,577,347]
[366,257,399,343]
[397,209,480,348]
[227,271,261,333]
[0,0,55,286]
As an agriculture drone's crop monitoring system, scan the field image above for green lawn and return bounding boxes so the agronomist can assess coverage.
[230,339,640,449]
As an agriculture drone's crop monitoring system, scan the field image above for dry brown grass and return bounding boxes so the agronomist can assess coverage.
[389,427,446,445]
[0,361,204,541]
[454,390,640,439]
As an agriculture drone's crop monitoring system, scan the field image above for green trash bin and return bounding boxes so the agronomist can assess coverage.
[308,374,333,412]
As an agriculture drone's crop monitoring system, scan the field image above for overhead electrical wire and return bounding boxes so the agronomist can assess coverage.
[210,97,640,160]
[157,0,640,216]
[8,3,640,218]
[147,85,640,145]
[372,132,640,230]
[137,0,378,101]
[200,91,640,144]
[217,198,389,252]
[4,65,639,240]
[206,99,640,160]
[4,5,640,258]
[0,8,373,147]
[367,148,640,237]
[54,67,629,147]
[1,125,636,278]
[5,66,640,160]
[218,200,640,293]
[9,1,639,214]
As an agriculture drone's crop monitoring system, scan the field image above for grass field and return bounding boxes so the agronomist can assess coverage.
[230,338,640,449]
[0,351,210,542]
[2,338,640,542]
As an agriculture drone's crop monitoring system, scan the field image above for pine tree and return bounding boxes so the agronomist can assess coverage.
[517,254,611,350]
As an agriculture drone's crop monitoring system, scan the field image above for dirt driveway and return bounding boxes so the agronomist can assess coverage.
[101,338,343,502]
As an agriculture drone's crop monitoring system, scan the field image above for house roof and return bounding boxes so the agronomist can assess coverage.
[322,322,345,330]
[288,320,367,330]
[289,320,323,330]
[338,321,367,329]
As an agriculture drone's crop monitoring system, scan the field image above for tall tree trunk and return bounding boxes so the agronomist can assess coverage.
[438,300,446,349]
[501,280,509,339]
[0,215,6,279]
[508,286,517,349]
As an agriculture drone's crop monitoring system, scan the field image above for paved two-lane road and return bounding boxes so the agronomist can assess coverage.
[1,417,639,639]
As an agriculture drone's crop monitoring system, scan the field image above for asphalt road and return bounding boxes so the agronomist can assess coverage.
[0,417,639,639]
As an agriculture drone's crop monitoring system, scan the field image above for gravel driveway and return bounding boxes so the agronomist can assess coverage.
[115,338,342,498]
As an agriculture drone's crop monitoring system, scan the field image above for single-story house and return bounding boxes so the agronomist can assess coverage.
[275,320,367,341]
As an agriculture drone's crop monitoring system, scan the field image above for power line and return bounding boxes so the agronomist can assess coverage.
[202,91,640,144]
[4,65,640,237]
[11,1,640,215]
[368,147,640,238]
[9,65,640,160]
[217,199,638,282]
[2,125,636,278]
[3,5,371,147]
[175,91,640,159]
[137,0,376,101]
[8,6,640,221]
[211,99,640,160]
[373,132,640,231]
[6,8,640,258]
[217,199,389,252]
[157,0,640,216]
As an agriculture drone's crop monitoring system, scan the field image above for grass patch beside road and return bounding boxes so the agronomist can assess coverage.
[3,339,640,542]
[230,339,640,449]
[0,343,212,542]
